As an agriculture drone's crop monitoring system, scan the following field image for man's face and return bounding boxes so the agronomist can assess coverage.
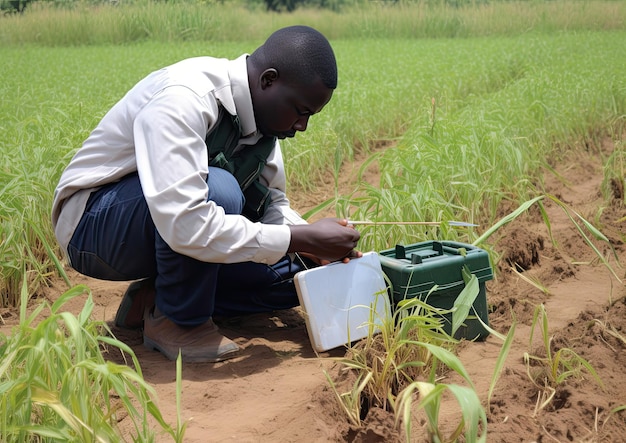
[253,74,333,139]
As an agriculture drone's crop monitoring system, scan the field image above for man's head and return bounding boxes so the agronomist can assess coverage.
[247,26,337,139]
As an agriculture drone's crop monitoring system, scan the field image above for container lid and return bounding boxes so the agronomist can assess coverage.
[378,241,494,294]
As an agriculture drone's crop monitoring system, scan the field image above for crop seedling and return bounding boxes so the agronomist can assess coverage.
[325,270,490,440]
[524,304,605,415]
[393,379,487,443]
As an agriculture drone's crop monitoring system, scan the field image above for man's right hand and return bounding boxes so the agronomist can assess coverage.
[288,218,361,263]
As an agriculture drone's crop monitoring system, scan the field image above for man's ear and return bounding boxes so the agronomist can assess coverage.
[260,68,279,89]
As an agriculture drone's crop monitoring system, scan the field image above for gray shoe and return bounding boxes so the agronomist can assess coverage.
[143,309,240,363]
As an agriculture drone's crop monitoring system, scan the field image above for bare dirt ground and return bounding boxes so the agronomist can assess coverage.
[3,138,626,442]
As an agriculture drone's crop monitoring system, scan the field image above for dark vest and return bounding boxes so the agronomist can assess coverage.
[205,108,276,221]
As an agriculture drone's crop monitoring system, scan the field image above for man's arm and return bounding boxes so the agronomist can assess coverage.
[258,141,362,263]
[134,87,291,265]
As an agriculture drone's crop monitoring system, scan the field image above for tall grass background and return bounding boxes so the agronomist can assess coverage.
[1,0,625,44]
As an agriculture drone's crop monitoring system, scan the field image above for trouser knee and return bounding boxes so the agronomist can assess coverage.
[206,166,244,215]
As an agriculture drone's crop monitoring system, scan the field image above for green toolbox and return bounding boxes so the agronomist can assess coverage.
[378,241,493,340]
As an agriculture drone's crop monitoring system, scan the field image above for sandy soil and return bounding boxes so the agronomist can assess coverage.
[4,139,626,442]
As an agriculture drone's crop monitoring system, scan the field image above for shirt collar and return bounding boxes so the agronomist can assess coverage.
[228,54,258,138]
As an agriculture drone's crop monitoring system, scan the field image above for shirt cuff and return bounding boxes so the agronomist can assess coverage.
[252,223,292,265]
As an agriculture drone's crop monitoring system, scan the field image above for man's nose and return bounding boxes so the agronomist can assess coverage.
[293,115,310,132]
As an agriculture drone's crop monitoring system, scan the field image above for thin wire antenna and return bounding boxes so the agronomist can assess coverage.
[347,220,479,227]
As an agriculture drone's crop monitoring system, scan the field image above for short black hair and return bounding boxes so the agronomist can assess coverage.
[251,25,337,89]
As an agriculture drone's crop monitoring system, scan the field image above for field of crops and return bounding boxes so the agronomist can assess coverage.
[1,1,626,441]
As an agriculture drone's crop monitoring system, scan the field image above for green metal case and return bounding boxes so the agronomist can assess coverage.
[378,241,493,340]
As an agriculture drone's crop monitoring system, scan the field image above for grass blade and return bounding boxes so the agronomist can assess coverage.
[487,311,517,407]
[472,196,545,247]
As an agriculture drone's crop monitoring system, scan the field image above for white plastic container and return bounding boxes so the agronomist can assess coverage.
[294,252,390,352]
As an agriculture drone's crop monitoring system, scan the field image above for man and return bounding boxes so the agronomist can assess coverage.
[51,26,361,363]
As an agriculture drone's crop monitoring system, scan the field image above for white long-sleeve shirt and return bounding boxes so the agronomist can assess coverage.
[52,54,305,265]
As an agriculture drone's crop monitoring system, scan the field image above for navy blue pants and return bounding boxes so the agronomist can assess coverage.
[67,168,305,326]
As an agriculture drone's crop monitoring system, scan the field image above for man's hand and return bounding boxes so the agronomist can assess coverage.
[288,218,362,263]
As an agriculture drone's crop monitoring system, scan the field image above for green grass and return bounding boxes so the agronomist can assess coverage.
[326,290,485,439]
[0,283,183,442]
[2,29,625,305]
[1,3,626,439]
[524,304,605,416]
[303,32,626,251]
